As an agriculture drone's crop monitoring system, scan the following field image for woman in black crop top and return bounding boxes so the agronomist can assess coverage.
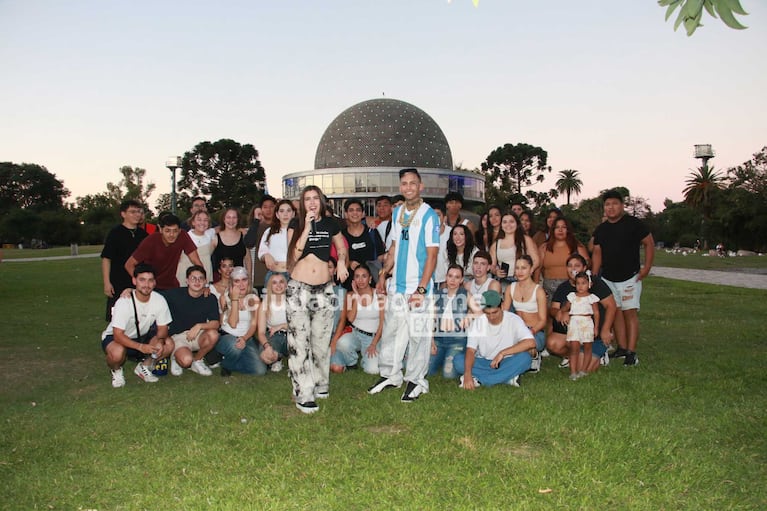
[284,186,348,414]
[212,208,251,280]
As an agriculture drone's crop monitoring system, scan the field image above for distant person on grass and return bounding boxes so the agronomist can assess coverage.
[160,265,220,377]
[101,199,148,321]
[100,264,174,387]
[591,189,655,366]
[454,290,534,389]
[125,213,204,290]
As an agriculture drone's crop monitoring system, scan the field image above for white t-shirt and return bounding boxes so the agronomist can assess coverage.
[258,226,289,264]
[102,291,172,340]
[467,311,532,360]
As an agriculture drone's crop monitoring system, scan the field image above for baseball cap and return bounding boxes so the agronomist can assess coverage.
[480,290,502,309]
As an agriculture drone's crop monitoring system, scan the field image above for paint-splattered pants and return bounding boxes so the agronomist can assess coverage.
[286,279,337,403]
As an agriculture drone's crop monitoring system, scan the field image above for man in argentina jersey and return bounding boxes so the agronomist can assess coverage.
[368,168,439,402]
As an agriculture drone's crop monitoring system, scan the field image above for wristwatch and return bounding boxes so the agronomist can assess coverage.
[415,286,426,295]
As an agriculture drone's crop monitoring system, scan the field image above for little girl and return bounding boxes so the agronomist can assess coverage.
[561,272,600,380]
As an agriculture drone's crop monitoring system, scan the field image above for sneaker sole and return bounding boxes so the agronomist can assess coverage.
[367,381,402,395]
[296,403,319,414]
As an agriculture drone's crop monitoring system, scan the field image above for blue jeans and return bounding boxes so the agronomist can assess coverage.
[330,329,379,374]
[266,330,289,358]
[216,334,267,375]
[533,330,546,353]
[454,351,532,386]
[428,340,465,379]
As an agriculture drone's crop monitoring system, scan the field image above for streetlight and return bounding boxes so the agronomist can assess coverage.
[165,156,182,215]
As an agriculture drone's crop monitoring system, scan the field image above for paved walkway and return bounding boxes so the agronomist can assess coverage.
[1,253,100,263]
[651,266,767,290]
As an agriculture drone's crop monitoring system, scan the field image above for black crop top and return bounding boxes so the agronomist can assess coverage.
[298,217,341,262]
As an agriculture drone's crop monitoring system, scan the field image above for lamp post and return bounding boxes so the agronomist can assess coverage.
[165,156,182,215]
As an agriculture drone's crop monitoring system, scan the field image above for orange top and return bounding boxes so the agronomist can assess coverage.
[540,242,572,280]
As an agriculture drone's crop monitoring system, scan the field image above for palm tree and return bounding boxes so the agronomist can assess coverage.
[555,169,583,206]
[683,166,724,217]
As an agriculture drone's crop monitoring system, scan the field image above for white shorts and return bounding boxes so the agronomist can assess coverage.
[603,274,642,311]
[171,330,204,353]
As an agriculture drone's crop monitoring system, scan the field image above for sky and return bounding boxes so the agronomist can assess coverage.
[1,0,765,213]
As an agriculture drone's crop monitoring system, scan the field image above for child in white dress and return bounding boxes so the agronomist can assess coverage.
[561,272,600,380]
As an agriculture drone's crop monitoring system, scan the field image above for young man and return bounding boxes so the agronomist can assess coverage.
[180,196,210,230]
[368,195,394,251]
[591,189,655,366]
[244,195,277,294]
[101,199,148,321]
[443,191,476,235]
[464,250,501,314]
[454,290,534,389]
[368,168,440,402]
[125,213,204,290]
[161,265,220,377]
[100,264,174,387]
[341,198,385,290]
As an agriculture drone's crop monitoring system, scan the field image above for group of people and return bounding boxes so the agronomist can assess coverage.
[100,171,654,414]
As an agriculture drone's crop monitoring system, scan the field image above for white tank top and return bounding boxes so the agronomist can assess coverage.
[352,291,380,333]
[510,282,539,313]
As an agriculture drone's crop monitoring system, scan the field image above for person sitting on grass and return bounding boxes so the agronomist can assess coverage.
[256,272,290,373]
[429,264,470,379]
[215,266,265,377]
[100,264,174,387]
[547,254,617,373]
[560,272,600,381]
[160,265,220,377]
[454,290,534,389]
[329,265,384,375]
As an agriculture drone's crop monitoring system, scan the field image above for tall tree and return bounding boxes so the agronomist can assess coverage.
[726,146,767,199]
[659,0,749,36]
[482,142,551,207]
[178,138,266,212]
[105,166,156,208]
[0,162,69,213]
[683,166,724,218]
[555,169,583,206]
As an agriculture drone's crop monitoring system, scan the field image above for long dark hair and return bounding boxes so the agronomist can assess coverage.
[475,205,503,251]
[497,212,527,257]
[447,224,475,273]
[267,199,295,245]
[288,185,327,268]
[545,216,579,255]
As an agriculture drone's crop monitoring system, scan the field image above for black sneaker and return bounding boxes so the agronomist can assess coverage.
[221,368,232,377]
[296,401,319,414]
[205,350,224,368]
[624,352,639,366]
[367,377,401,394]
[400,381,421,402]
[612,347,630,359]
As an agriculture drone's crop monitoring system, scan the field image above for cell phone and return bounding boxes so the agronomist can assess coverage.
[500,262,510,275]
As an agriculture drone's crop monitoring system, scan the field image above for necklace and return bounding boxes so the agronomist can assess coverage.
[398,199,423,228]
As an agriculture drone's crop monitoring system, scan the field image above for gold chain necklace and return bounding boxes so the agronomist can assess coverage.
[398,200,423,228]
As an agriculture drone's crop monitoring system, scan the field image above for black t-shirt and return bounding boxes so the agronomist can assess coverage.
[160,287,220,335]
[101,224,148,293]
[342,226,384,265]
[552,276,612,335]
[593,215,650,282]
[298,217,341,263]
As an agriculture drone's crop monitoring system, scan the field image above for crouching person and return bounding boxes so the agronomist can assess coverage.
[161,265,220,377]
[101,264,174,387]
[454,290,534,389]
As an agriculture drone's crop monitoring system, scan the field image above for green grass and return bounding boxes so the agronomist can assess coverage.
[653,250,767,271]
[1,245,103,259]
[0,259,765,510]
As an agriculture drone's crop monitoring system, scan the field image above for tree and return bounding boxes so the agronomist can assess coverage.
[0,162,70,213]
[482,142,552,208]
[178,139,266,212]
[726,146,767,200]
[106,166,156,211]
[683,165,724,249]
[555,169,583,206]
[659,0,748,36]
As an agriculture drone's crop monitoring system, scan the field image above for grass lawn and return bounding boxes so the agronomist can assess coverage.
[653,250,767,271]
[1,245,103,260]
[0,259,765,510]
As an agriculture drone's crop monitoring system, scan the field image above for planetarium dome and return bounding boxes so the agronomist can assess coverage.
[283,97,484,215]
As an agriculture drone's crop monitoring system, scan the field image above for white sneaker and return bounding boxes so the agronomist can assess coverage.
[529,352,542,373]
[458,375,480,388]
[508,375,521,387]
[558,358,570,369]
[270,359,283,373]
[600,352,610,366]
[190,359,212,376]
[134,362,159,383]
[111,368,125,388]
[367,377,402,395]
[170,356,183,376]
[540,348,550,358]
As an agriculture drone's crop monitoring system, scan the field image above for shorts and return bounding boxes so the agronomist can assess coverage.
[171,330,205,353]
[101,324,157,361]
[604,274,642,311]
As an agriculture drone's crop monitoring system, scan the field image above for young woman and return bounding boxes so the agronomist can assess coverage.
[212,208,250,280]
[518,211,535,238]
[286,185,349,414]
[475,206,502,252]
[446,224,478,281]
[429,264,470,379]
[177,210,215,285]
[490,212,539,281]
[502,254,547,372]
[215,266,265,376]
[210,256,234,310]
[538,216,590,304]
[257,199,295,287]
[474,212,489,251]
[329,265,384,374]
[257,272,289,372]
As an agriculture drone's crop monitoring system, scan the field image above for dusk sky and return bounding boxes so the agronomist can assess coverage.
[2,0,765,212]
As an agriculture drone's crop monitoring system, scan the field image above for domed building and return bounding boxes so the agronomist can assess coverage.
[282,98,485,215]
